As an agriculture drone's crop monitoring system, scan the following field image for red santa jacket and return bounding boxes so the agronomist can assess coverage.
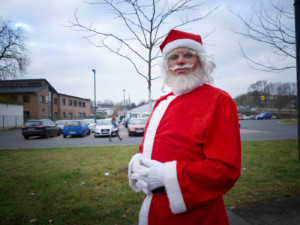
[129,84,241,225]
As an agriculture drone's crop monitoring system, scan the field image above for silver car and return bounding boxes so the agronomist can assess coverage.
[94,119,116,137]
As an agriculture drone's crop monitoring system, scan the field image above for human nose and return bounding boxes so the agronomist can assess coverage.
[177,54,186,64]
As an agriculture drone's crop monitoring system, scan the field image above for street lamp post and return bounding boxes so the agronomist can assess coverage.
[92,69,96,124]
[123,89,126,118]
[294,0,300,161]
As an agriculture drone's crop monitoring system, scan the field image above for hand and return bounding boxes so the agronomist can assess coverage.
[141,158,164,191]
[136,180,151,195]
[132,158,148,176]
[131,159,151,194]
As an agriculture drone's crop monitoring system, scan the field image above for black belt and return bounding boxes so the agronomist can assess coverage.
[151,186,166,194]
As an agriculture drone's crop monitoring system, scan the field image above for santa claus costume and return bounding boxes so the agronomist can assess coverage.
[128,30,241,225]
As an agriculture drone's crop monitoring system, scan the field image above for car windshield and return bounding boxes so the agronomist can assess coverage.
[25,121,42,126]
[130,119,147,125]
[65,121,81,127]
[97,120,112,125]
[55,120,66,125]
[83,119,94,124]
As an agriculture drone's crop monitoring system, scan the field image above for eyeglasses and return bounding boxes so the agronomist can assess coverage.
[167,50,197,62]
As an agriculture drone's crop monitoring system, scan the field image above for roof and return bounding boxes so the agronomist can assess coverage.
[0,84,50,94]
[0,79,58,94]
[130,101,156,113]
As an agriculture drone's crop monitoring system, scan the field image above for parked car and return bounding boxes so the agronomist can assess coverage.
[83,119,96,133]
[248,115,258,120]
[63,120,91,138]
[127,118,147,136]
[22,119,61,139]
[55,120,68,134]
[256,112,273,120]
[94,118,116,137]
[238,114,250,120]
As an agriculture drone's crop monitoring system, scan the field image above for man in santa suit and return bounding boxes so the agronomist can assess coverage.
[128,29,241,225]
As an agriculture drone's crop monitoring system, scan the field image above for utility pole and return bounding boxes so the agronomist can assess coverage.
[123,89,126,118]
[92,69,96,124]
[294,0,300,161]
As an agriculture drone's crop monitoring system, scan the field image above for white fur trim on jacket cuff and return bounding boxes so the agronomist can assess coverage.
[163,161,187,214]
[128,153,142,192]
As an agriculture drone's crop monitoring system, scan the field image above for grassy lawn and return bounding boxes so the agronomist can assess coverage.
[280,119,298,125]
[0,140,299,224]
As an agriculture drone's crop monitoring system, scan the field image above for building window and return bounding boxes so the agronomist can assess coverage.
[62,98,66,106]
[74,100,77,107]
[78,101,82,107]
[62,112,66,118]
[23,95,30,103]
[68,113,72,119]
[24,111,30,120]
[68,99,72,106]
[10,95,17,101]
[54,112,58,119]
[83,102,86,108]
[82,113,86,118]
[78,112,81,119]
[40,96,44,103]
[48,91,52,103]
[54,98,58,105]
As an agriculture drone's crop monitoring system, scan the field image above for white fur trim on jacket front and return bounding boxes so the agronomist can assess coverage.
[142,95,176,159]
[164,161,187,214]
[128,153,142,192]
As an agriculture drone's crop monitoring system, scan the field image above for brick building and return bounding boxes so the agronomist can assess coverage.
[0,79,92,122]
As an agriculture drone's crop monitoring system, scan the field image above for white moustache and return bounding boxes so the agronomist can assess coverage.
[169,64,194,71]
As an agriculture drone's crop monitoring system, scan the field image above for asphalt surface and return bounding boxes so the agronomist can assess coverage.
[227,197,300,225]
[0,119,298,149]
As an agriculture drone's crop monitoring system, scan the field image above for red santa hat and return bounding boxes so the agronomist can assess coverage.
[160,29,206,57]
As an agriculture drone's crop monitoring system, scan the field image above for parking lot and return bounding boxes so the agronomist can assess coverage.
[0,119,297,149]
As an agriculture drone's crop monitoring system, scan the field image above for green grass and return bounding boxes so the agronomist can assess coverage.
[0,140,299,224]
[280,119,298,125]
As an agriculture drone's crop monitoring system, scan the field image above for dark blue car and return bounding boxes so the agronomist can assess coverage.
[256,112,273,120]
[63,120,90,138]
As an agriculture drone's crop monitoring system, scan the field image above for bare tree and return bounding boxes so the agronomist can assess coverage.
[68,0,218,110]
[0,19,30,80]
[229,0,295,72]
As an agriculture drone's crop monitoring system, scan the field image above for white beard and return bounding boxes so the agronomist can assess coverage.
[163,66,204,95]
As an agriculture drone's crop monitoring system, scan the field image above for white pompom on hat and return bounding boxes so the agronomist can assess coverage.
[160,29,206,57]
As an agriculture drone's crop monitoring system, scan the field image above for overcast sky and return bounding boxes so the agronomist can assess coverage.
[0,0,296,105]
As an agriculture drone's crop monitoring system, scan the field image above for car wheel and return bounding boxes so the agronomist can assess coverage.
[45,131,50,139]
[57,131,61,136]
[24,136,29,140]
[63,135,67,138]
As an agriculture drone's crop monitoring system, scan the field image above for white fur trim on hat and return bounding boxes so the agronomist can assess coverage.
[162,38,206,57]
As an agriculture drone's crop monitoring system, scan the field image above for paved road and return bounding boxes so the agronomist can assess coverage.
[240,119,297,141]
[0,119,297,149]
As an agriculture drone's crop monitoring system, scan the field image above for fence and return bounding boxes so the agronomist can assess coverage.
[0,115,24,130]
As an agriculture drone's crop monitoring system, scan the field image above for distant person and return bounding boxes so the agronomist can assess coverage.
[128,29,241,225]
[109,116,122,141]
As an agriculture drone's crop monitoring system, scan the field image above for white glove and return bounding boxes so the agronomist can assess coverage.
[136,180,151,195]
[142,158,164,191]
[132,158,148,176]
[131,158,151,194]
